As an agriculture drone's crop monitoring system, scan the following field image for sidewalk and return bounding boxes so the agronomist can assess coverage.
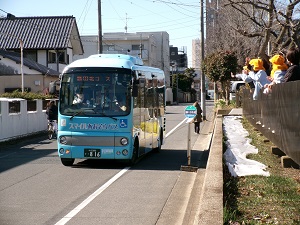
[184,108,243,225]
[156,107,217,225]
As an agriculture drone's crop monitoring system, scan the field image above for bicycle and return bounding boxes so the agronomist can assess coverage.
[47,120,57,140]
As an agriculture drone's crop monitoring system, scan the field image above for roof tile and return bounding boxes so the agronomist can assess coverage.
[0,16,79,50]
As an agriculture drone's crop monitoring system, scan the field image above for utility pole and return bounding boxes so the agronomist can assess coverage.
[139,33,142,58]
[200,0,206,120]
[98,0,103,54]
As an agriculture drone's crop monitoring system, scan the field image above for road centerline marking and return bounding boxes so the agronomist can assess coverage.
[166,118,188,137]
[55,167,130,225]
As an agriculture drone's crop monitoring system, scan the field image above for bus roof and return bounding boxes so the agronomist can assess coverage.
[63,54,144,72]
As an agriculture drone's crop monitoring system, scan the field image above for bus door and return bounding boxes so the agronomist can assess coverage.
[151,75,159,149]
[143,75,154,151]
[137,77,146,155]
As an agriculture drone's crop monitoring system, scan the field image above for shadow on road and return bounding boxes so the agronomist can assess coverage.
[70,148,209,172]
[0,133,209,173]
[0,135,57,173]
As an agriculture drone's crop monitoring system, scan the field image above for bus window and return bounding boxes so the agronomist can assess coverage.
[59,71,132,117]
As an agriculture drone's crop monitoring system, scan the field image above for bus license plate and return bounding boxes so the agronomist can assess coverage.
[84,149,101,158]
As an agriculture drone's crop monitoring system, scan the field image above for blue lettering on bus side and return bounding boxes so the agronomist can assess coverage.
[69,123,118,130]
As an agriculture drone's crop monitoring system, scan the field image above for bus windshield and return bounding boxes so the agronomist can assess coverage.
[59,70,132,117]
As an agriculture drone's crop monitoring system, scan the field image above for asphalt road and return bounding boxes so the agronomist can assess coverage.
[0,102,214,225]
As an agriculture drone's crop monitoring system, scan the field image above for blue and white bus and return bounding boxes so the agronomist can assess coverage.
[56,54,166,166]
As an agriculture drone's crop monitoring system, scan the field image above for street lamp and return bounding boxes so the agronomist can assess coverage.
[176,69,178,104]
[200,0,206,120]
[171,63,178,104]
[3,12,25,93]
[19,39,24,93]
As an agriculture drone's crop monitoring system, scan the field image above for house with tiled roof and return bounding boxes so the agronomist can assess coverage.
[0,15,84,94]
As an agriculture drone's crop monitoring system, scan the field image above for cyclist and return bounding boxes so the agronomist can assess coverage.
[46,101,58,137]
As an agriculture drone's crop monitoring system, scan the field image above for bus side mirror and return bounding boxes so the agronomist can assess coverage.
[132,80,139,97]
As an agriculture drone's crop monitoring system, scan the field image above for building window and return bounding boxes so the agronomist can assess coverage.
[48,50,67,64]
[48,51,56,63]
[58,51,66,64]
[103,45,115,51]
[9,101,21,113]
[132,44,144,50]
[27,100,37,112]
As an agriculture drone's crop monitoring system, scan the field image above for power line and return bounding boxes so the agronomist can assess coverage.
[142,0,199,7]
[78,0,93,32]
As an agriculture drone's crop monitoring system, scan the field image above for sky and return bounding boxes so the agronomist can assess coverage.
[1,0,201,67]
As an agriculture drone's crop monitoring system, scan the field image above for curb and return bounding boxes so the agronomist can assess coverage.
[194,114,223,225]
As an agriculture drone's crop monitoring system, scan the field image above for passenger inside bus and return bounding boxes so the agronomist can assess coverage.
[114,95,127,111]
[72,92,90,106]
[101,92,111,109]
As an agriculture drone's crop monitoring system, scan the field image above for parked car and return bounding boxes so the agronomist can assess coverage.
[230,81,245,100]
[207,90,214,100]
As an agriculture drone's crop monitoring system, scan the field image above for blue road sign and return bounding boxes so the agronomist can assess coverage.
[184,105,197,118]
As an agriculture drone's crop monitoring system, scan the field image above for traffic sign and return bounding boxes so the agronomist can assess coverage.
[184,105,197,118]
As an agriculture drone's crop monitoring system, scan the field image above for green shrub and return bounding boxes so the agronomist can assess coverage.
[0,90,55,100]
[215,99,226,109]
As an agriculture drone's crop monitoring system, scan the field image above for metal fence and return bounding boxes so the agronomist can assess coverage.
[242,80,300,166]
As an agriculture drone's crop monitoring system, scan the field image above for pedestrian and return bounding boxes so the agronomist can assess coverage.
[46,101,58,132]
[191,101,202,134]
[283,47,300,82]
[233,58,271,100]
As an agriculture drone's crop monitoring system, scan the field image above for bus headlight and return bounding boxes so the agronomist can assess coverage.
[59,136,67,145]
[120,137,128,146]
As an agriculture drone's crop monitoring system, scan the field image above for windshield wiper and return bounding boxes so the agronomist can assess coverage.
[70,110,86,120]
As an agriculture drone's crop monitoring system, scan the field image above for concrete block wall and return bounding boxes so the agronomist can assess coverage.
[0,99,47,142]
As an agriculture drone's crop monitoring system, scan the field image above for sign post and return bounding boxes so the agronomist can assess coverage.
[184,105,197,166]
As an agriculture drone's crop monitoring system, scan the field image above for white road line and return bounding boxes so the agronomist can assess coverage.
[55,167,130,225]
[0,152,17,158]
[166,118,188,138]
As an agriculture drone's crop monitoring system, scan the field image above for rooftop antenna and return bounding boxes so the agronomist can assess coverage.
[124,13,131,33]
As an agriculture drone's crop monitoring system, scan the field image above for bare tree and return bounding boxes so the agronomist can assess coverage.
[224,0,300,54]
[206,0,262,65]
[206,0,300,61]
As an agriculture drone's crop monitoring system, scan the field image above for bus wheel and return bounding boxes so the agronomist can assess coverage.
[129,141,139,165]
[153,130,163,153]
[48,123,54,140]
[61,158,75,166]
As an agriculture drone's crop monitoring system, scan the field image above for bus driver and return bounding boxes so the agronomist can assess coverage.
[73,93,90,106]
